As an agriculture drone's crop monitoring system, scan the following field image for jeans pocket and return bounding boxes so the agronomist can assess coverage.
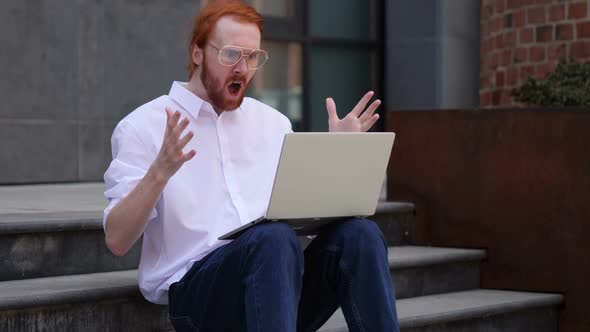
[169,315,199,332]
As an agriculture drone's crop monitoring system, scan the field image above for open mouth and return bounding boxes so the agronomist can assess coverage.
[228,82,242,95]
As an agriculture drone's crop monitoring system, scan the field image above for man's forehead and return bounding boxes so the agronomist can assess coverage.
[211,16,261,49]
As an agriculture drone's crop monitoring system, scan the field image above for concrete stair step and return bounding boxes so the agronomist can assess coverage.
[0,245,485,306]
[0,183,414,281]
[389,246,485,298]
[0,270,171,331]
[320,289,563,332]
[0,210,142,282]
[0,270,562,332]
[0,245,485,330]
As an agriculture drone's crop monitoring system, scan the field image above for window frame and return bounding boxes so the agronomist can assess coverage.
[258,0,386,131]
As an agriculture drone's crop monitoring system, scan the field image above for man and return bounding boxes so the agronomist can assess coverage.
[103,1,399,331]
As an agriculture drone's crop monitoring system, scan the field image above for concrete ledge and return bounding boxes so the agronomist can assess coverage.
[389,246,486,270]
[0,200,411,235]
[321,289,564,331]
[0,211,102,234]
[375,201,415,215]
[397,289,563,328]
[0,245,482,310]
[0,270,139,311]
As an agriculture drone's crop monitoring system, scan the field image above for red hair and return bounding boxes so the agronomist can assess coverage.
[188,0,263,78]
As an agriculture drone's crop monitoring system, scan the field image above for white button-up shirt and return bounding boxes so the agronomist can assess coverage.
[103,81,292,304]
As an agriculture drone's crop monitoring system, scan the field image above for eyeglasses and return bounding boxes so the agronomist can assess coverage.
[208,43,269,70]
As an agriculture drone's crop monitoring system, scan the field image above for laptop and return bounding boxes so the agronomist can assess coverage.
[218,132,395,240]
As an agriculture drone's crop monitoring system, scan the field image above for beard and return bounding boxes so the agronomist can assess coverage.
[201,56,251,111]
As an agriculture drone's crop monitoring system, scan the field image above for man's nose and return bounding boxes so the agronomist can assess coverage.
[233,56,248,75]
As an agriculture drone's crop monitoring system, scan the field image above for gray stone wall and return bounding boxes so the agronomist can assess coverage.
[1,0,200,184]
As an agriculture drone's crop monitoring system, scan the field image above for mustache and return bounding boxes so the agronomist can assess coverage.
[226,74,246,84]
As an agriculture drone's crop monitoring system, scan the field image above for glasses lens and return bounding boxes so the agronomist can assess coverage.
[219,46,243,66]
[248,50,268,69]
[218,46,268,69]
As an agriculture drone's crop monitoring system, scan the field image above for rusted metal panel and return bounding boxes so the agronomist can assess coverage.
[386,108,590,332]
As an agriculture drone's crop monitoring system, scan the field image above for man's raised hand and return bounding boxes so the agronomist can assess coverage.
[326,91,381,133]
[151,107,196,181]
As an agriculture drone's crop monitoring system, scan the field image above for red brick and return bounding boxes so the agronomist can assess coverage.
[491,17,501,33]
[530,46,546,62]
[548,4,565,22]
[500,89,513,105]
[514,47,528,63]
[514,9,526,28]
[527,6,546,24]
[536,62,555,79]
[504,31,517,47]
[519,27,535,44]
[495,34,505,49]
[496,0,506,13]
[482,22,490,37]
[501,49,513,66]
[481,74,492,89]
[507,0,523,10]
[536,25,553,42]
[491,52,501,68]
[483,4,494,20]
[548,43,569,61]
[534,0,552,4]
[480,91,492,107]
[568,2,587,19]
[486,21,494,37]
[482,37,492,53]
[484,54,495,70]
[577,22,590,39]
[556,24,574,41]
[507,67,520,86]
[570,41,590,58]
[496,70,506,87]
[492,89,502,105]
[520,65,536,81]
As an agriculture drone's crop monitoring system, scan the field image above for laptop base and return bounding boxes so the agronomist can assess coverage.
[218,216,356,240]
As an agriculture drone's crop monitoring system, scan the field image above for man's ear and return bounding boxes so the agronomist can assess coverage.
[191,45,203,66]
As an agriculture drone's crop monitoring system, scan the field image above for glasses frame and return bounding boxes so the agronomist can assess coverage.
[208,43,269,70]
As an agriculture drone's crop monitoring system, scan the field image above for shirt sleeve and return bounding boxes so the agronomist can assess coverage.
[103,120,158,232]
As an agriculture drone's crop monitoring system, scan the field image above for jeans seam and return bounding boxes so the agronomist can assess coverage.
[339,262,366,332]
[252,273,262,332]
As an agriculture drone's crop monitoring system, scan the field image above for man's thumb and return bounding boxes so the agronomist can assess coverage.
[326,98,338,121]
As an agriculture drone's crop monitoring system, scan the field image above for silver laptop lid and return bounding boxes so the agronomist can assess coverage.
[265,132,395,220]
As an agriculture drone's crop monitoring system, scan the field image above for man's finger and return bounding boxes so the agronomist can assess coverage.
[178,130,194,149]
[359,99,381,122]
[326,98,339,123]
[165,108,173,130]
[169,110,181,130]
[351,91,374,117]
[361,114,380,132]
[172,118,190,138]
[181,149,197,163]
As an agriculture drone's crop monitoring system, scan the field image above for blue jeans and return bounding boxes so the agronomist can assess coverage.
[168,218,399,332]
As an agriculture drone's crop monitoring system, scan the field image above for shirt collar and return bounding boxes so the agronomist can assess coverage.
[168,81,212,119]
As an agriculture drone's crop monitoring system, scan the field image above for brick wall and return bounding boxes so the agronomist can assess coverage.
[480,0,590,107]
